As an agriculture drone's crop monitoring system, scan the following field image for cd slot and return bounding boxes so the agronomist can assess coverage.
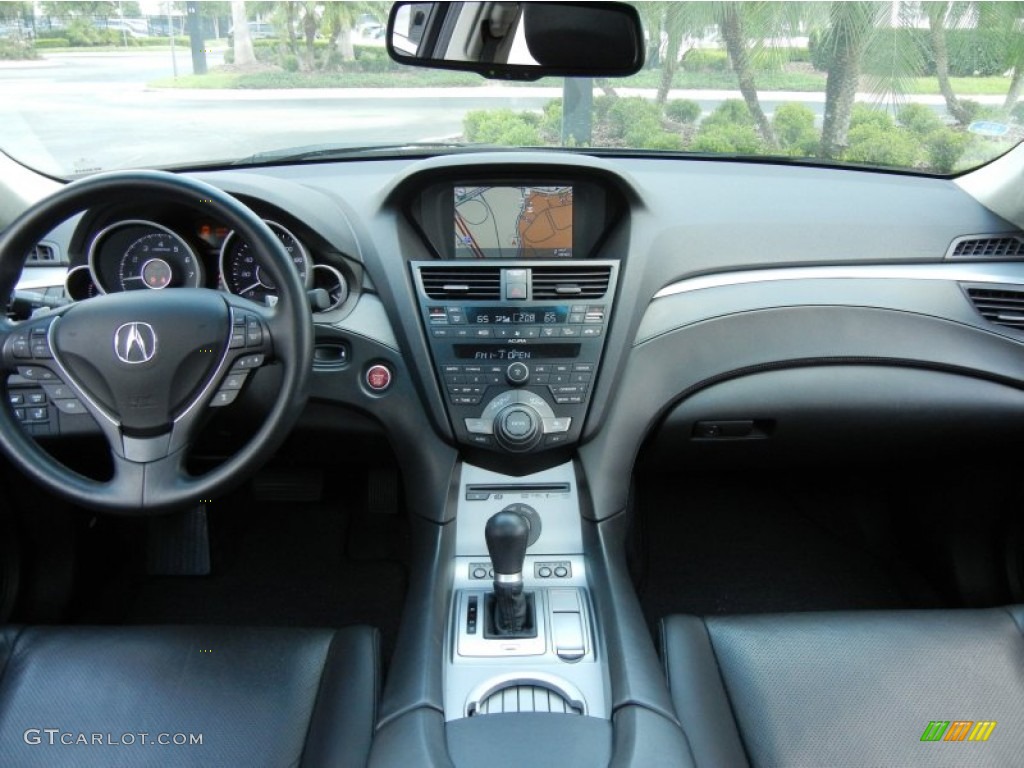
[465,483,571,500]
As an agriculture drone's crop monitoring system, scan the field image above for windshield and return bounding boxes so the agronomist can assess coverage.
[0,1,1021,178]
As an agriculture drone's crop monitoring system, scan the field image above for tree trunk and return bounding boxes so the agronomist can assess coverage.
[303,12,316,71]
[336,26,354,61]
[1002,64,1023,116]
[819,3,872,160]
[656,28,681,105]
[231,0,254,67]
[720,4,776,149]
[284,2,299,57]
[928,8,972,125]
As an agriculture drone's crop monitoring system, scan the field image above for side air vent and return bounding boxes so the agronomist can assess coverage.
[26,243,58,264]
[419,267,501,300]
[531,266,611,300]
[965,286,1024,329]
[949,235,1024,259]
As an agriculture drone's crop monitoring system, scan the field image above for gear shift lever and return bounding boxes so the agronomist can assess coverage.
[485,508,531,634]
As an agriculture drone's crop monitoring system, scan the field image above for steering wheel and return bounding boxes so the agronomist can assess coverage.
[0,171,313,514]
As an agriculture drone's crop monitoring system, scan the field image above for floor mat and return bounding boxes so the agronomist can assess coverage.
[633,468,944,633]
[71,478,408,664]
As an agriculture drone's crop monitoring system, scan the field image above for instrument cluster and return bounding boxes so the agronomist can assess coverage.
[73,216,350,312]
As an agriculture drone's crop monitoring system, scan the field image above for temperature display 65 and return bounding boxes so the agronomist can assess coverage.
[467,306,566,325]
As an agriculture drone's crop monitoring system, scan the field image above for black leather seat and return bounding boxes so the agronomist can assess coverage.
[661,607,1024,767]
[0,624,378,768]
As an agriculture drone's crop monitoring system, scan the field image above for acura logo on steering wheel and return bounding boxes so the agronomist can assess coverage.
[114,322,158,364]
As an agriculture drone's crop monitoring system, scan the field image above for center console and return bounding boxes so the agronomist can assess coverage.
[412,260,618,454]
[445,462,609,722]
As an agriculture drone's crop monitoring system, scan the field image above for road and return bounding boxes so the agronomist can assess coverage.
[0,49,1006,177]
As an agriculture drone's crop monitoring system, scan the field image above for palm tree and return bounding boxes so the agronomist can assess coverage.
[818,2,880,159]
[720,3,777,148]
[925,2,973,125]
[231,0,255,67]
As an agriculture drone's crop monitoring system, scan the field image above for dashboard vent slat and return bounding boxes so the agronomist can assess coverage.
[419,267,501,300]
[26,243,57,264]
[951,236,1024,259]
[965,286,1024,329]
[531,266,611,300]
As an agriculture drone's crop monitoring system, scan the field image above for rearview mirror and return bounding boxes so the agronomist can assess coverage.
[386,2,645,81]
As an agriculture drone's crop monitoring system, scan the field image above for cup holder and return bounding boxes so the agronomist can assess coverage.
[466,674,586,717]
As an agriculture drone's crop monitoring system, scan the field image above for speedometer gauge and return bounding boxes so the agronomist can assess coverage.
[219,221,311,305]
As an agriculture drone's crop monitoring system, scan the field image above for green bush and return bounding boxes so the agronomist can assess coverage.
[541,98,562,139]
[32,38,68,49]
[849,103,895,130]
[665,99,701,124]
[959,99,1001,123]
[844,123,921,167]
[0,39,38,59]
[772,103,818,154]
[626,129,684,150]
[780,46,811,63]
[897,103,945,137]
[681,49,729,73]
[925,129,969,173]
[700,99,755,129]
[139,36,190,47]
[693,123,762,154]
[463,109,543,146]
[64,19,137,46]
[607,97,664,139]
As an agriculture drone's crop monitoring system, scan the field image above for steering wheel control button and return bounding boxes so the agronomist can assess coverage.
[232,354,265,371]
[53,398,86,415]
[220,372,248,391]
[506,362,530,385]
[245,319,263,347]
[366,364,393,392]
[211,389,240,407]
[17,366,57,382]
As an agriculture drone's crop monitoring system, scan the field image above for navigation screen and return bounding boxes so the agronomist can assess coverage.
[454,185,573,259]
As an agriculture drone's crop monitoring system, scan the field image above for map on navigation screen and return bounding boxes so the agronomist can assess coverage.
[454,186,573,258]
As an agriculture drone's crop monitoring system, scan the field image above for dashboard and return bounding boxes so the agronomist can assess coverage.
[10,150,1024,519]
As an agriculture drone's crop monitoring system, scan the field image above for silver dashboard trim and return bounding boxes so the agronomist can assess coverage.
[652,262,1024,299]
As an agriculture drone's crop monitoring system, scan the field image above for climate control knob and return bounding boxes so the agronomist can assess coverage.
[494,404,542,452]
[506,362,530,386]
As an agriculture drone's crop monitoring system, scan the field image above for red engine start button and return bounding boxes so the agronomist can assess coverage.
[365,364,392,392]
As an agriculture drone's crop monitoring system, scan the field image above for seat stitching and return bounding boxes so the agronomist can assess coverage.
[0,626,26,690]
[1001,606,1024,637]
[702,619,753,767]
[296,630,338,768]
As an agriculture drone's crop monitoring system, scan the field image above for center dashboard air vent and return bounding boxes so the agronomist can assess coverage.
[949,235,1024,259]
[531,266,611,300]
[419,266,501,300]
[964,286,1024,329]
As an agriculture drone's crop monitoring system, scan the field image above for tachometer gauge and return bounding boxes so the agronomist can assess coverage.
[219,221,311,305]
[88,220,203,293]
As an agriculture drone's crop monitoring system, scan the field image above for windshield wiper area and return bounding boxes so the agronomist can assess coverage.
[233,142,486,166]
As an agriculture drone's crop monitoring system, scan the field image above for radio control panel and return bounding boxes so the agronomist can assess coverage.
[412,261,617,453]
